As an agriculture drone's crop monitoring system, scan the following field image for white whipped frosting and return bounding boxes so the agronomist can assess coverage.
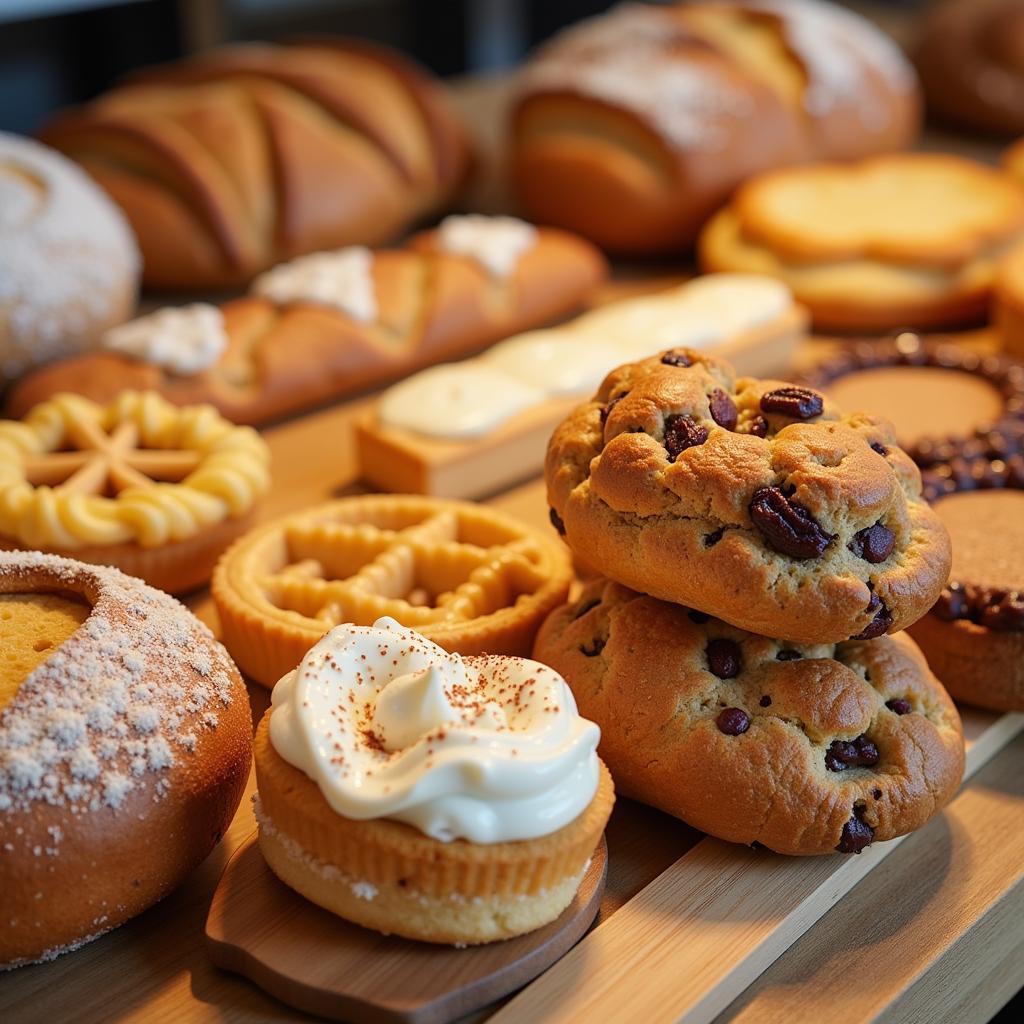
[252,247,376,322]
[269,617,601,844]
[378,274,793,440]
[102,303,226,375]
[436,215,538,278]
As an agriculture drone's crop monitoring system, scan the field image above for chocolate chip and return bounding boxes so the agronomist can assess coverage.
[931,584,966,621]
[850,522,895,563]
[664,414,709,462]
[747,415,769,438]
[825,734,880,772]
[886,698,912,715]
[716,707,750,735]
[982,593,1024,631]
[549,507,566,536]
[873,788,883,799]
[749,486,833,559]
[760,386,824,420]
[709,389,738,431]
[707,638,742,678]
[870,442,888,457]
[661,350,693,367]
[573,598,600,620]
[759,694,772,707]
[851,594,893,640]
[687,609,710,624]
[703,528,724,547]
[776,649,802,661]
[836,808,875,854]
[579,637,606,658]
[600,393,628,425]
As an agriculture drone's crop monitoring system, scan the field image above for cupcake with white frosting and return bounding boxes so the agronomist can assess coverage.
[253,616,614,944]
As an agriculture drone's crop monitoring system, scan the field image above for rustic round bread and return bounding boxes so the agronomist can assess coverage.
[0,551,251,968]
[545,348,951,644]
[0,132,139,379]
[535,578,965,856]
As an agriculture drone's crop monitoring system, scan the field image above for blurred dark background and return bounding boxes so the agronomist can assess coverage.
[0,0,926,134]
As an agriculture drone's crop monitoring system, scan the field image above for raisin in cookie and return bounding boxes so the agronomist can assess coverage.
[545,349,951,644]
[535,580,965,856]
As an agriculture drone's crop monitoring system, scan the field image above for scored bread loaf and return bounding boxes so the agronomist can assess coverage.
[6,221,607,425]
[40,39,473,290]
[511,0,920,255]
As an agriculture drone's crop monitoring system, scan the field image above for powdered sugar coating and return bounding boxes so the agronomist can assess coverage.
[0,551,239,823]
[0,133,139,378]
[521,3,754,152]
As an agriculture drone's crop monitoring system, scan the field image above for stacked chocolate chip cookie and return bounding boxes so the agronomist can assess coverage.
[537,348,966,856]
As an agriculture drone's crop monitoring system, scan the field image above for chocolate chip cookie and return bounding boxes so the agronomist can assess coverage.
[535,579,965,856]
[545,349,951,643]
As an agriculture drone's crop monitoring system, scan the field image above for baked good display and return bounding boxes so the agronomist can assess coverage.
[907,432,1024,712]
[0,551,251,968]
[994,240,1024,358]
[699,153,1024,331]
[212,494,573,688]
[914,0,1024,137]
[0,391,270,594]
[7,218,607,426]
[0,132,139,380]
[535,578,964,856]
[254,616,614,944]
[799,335,1024,458]
[545,348,951,644]
[39,39,472,289]
[355,274,808,498]
[511,0,920,255]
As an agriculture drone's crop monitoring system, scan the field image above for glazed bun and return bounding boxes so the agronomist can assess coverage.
[0,133,139,379]
[0,552,251,968]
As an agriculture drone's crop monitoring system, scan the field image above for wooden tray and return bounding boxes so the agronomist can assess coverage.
[205,834,607,1023]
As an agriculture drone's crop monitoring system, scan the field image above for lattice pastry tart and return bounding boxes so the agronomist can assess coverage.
[212,495,573,687]
[0,391,270,594]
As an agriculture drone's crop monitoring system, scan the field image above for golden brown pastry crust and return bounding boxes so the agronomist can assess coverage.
[6,227,607,426]
[545,349,951,644]
[535,579,965,856]
[511,0,920,255]
[0,552,252,968]
[39,39,473,290]
[699,154,1024,331]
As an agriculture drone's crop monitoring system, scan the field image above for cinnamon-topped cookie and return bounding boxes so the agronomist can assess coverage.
[545,349,951,644]
[535,579,965,856]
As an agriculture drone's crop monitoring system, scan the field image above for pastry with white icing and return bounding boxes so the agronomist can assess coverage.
[0,133,139,379]
[0,551,251,968]
[254,616,614,944]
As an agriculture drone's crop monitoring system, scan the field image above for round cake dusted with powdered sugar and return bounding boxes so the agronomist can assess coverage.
[0,132,139,379]
[0,551,251,969]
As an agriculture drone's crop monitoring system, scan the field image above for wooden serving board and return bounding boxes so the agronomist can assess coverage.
[205,834,607,1023]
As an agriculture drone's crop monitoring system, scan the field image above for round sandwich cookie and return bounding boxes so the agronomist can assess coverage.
[799,333,1024,460]
[0,551,252,969]
[545,348,951,644]
[535,578,965,857]
[909,433,1024,712]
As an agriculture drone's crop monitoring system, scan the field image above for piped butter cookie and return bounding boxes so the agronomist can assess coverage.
[545,349,951,644]
[535,579,964,856]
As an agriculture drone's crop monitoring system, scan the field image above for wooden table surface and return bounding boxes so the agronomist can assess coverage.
[5,22,1024,1020]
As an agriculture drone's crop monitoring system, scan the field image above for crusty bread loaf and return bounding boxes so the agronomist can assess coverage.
[40,39,473,290]
[511,0,920,256]
[914,0,1024,137]
[6,223,607,426]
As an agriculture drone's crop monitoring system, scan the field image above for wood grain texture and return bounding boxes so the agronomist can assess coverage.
[487,712,1024,1024]
[205,835,608,1024]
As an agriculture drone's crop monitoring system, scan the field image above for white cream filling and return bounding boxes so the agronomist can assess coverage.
[436,215,538,278]
[269,617,601,845]
[251,247,376,322]
[101,304,226,375]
